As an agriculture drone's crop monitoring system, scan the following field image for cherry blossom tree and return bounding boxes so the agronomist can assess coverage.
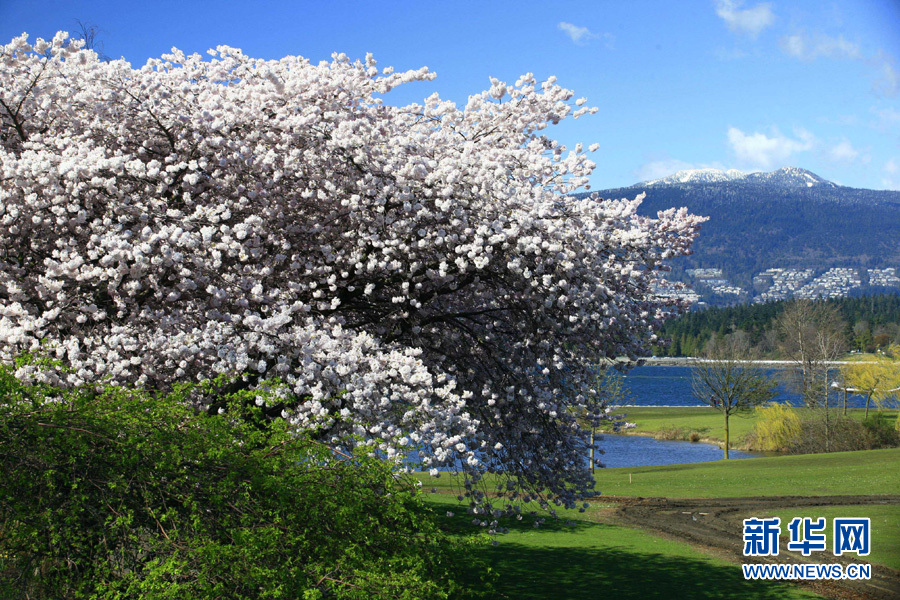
[0,32,704,507]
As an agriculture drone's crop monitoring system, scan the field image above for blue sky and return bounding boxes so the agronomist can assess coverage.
[2,0,898,190]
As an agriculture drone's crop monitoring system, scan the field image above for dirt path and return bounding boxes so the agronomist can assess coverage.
[603,495,900,600]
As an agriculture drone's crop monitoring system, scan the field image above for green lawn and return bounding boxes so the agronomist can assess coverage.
[595,447,900,498]
[420,447,900,499]
[417,449,900,599]
[425,496,824,600]
[614,406,759,445]
[428,495,819,600]
[617,406,899,449]
[766,505,900,571]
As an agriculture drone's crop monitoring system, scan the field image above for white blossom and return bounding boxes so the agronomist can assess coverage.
[0,33,704,506]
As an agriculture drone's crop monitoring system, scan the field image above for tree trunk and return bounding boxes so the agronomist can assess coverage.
[723,414,730,460]
[589,427,595,472]
[865,393,872,420]
[824,370,830,453]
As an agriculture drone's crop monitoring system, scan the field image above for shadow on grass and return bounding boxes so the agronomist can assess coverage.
[425,499,817,600]
[472,541,814,600]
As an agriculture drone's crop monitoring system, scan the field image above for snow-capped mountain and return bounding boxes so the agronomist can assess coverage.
[644,168,746,186]
[587,167,900,289]
[742,167,837,189]
[641,167,837,189]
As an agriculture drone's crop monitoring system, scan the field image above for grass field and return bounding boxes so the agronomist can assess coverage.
[421,447,900,498]
[595,447,900,497]
[616,406,899,449]
[417,448,900,598]
[425,495,824,600]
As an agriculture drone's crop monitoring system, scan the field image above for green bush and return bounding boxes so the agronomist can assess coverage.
[746,404,802,452]
[861,414,900,449]
[652,426,708,442]
[748,403,900,454]
[786,414,876,454]
[0,365,485,599]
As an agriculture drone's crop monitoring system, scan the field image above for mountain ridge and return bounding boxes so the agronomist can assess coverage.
[641,166,836,189]
[582,167,900,301]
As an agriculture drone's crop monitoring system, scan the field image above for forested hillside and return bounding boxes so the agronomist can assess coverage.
[587,170,900,287]
[653,294,900,356]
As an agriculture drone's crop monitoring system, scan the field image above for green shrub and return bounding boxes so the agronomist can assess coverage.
[786,414,872,454]
[749,403,900,455]
[861,414,900,449]
[747,404,802,452]
[653,426,708,441]
[0,366,485,599]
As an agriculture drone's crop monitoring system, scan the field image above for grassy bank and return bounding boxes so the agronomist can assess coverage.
[424,495,825,600]
[421,448,900,499]
[594,447,900,498]
[417,448,900,599]
[614,406,899,450]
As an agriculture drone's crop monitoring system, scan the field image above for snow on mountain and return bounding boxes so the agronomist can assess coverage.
[743,167,837,188]
[644,168,746,186]
[640,167,837,189]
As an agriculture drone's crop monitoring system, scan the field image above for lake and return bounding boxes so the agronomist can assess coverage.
[593,363,886,467]
[617,364,891,408]
[594,433,758,468]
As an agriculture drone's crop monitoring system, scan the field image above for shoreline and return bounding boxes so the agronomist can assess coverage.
[638,356,854,366]
[604,427,760,452]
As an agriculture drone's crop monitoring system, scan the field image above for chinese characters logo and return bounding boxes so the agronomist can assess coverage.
[742,516,870,557]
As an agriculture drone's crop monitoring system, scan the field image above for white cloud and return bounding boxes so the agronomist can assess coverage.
[871,51,899,97]
[882,158,900,190]
[871,106,900,130]
[558,22,598,45]
[715,0,775,38]
[727,126,815,169]
[779,32,861,61]
[634,159,699,182]
[827,139,860,163]
[779,32,897,98]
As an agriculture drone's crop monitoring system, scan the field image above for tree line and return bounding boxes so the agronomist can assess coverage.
[654,294,900,357]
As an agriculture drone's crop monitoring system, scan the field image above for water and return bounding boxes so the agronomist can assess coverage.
[590,363,900,467]
[593,433,759,468]
[618,365,895,408]
[424,365,892,471]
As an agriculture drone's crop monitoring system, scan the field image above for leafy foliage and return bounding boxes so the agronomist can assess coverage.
[840,344,900,418]
[747,404,803,452]
[747,403,899,454]
[0,367,485,599]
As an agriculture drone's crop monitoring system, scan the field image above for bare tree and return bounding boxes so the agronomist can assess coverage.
[692,335,776,459]
[777,300,847,451]
[777,300,847,407]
